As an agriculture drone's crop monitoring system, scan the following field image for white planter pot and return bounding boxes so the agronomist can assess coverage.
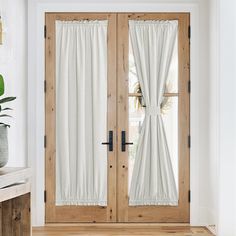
[0,125,8,168]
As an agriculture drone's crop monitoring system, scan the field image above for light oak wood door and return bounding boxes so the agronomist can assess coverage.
[45,13,117,223]
[45,12,190,223]
[117,13,190,223]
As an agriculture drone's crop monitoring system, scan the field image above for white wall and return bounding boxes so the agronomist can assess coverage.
[205,0,219,228]
[208,1,236,234]
[217,0,236,234]
[0,0,27,167]
[194,0,213,225]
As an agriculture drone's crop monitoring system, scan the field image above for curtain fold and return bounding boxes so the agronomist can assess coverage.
[129,20,178,206]
[55,20,108,206]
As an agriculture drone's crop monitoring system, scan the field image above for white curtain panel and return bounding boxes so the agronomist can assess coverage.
[55,20,108,206]
[129,20,178,206]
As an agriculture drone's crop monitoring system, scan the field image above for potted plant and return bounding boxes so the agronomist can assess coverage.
[0,74,16,167]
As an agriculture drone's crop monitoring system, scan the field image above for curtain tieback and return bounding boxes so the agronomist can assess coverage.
[145,106,161,116]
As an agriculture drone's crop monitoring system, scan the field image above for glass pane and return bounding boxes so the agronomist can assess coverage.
[129,48,139,94]
[128,33,179,206]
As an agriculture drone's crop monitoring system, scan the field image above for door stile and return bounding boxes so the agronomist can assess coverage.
[117,14,129,222]
[106,13,117,222]
[45,13,57,222]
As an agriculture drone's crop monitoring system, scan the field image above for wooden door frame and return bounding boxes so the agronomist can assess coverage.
[45,12,190,223]
[45,13,117,223]
[117,13,190,222]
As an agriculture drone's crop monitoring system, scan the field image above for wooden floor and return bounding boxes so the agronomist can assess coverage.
[33,224,213,236]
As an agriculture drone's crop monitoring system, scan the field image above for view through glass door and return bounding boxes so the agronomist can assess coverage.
[45,13,190,223]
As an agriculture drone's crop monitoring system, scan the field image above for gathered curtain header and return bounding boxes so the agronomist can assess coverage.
[56,20,108,26]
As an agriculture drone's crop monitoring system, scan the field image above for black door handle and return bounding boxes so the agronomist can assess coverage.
[102,130,113,152]
[121,131,133,152]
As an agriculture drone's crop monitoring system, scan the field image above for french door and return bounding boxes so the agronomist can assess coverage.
[45,13,117,222]
[45,13,190,223]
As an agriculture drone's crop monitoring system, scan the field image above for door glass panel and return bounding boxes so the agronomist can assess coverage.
[128,27,179,205]
[55,20,108,206]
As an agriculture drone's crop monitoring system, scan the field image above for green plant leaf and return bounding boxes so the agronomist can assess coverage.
[0,122,10,128]
[0,97,16,104]
[0,106,13,112]
[0,114,12,118]
[0,74,4,96]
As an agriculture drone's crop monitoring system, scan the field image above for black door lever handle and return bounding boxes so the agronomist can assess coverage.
[101,131,113,152]
[121,131,133,152]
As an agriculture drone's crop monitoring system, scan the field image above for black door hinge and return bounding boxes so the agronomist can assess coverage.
[188,25,191,39]
[44,80,47,93]
[44,135,47,148]
[44,190,47,203]
[44,25,47,38]
[188,80,191,93]
[188,135,191,148]
[188,190,191,202]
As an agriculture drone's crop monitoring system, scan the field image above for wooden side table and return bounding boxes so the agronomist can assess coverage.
[0,168,31,236]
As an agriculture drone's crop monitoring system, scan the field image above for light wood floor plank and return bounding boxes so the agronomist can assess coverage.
[33,224,213,236]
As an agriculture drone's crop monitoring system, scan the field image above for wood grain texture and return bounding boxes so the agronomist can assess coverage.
[32,224,213,236]
[12,195,22,235]
[45,13,117,223]
[0,167,31,189]
[1,193,31,236]
[0,183,30,202]
[117,13,190,222]
[45,13,56,222]
[45,12,190,223]
[106,13,117,223]
[0,168,31,235]
[117,13,129,222]
[2,200,13,236]
[21,193,31,236]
